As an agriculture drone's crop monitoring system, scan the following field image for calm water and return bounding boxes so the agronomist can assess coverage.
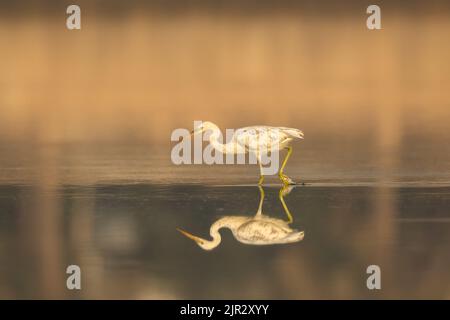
[0,144,449,299]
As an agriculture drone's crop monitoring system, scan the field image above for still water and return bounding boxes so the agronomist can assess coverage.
[0,143,449,299]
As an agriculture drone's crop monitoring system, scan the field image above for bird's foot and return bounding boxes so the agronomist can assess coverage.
[279,173,296,185]
[280,184,295,196]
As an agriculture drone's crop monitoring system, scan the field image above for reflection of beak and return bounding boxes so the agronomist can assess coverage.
[177,228,204,244]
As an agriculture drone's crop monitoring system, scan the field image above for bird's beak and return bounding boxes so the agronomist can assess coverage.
[183,130,195,140]
[177,228,204,244]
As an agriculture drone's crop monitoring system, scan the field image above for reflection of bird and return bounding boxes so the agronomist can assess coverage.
[177,186,304,250]
[189,121,304,185]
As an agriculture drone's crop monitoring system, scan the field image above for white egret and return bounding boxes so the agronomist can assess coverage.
[189,121,304,185]
[177,185,304,250]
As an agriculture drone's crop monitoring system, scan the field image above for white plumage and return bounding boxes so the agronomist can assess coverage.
[177,186,304,250]
[235,126,304,153]
[191,121,304,185]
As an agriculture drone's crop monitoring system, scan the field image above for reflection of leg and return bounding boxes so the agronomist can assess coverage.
[279,146,295,185]
[279,185,293,224]
[255,185,265,216]
[258,157,265,185]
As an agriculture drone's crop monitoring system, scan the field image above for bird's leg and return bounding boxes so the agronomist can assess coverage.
[279,185,293,224]
[258,158,265,185]
[255,185,265,216]
[279,146,296,185]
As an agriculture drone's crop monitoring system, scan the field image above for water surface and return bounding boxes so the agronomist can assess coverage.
[0,144,449,299]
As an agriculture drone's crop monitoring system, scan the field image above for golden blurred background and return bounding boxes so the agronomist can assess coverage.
[0,0,449,147]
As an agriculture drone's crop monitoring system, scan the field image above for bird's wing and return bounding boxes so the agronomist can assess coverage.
[235,126,290,152]
[236,220,291,244]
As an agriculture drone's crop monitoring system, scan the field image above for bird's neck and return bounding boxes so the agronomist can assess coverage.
[203,217,239,250]
[211,217,235,232]
[207,128,245,154]
[206,228,222,249]
[202,220,225,250]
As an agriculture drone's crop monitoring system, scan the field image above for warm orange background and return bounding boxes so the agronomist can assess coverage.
[0,1,449,148]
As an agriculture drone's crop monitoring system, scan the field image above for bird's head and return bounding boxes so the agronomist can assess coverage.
[177,228,218,251]
[189,121,217,136]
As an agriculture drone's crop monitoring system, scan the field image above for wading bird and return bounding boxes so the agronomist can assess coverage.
[177,185,304,250]
[189,121,304,185]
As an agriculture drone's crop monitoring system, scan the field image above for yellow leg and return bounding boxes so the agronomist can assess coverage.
[279,146,295,185]
[255,185,265,216]
[258,175,265,185]
[258,160,264,185]
[279,185,293,224]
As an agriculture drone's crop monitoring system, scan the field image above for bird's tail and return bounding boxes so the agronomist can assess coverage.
[281,127,304,139]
